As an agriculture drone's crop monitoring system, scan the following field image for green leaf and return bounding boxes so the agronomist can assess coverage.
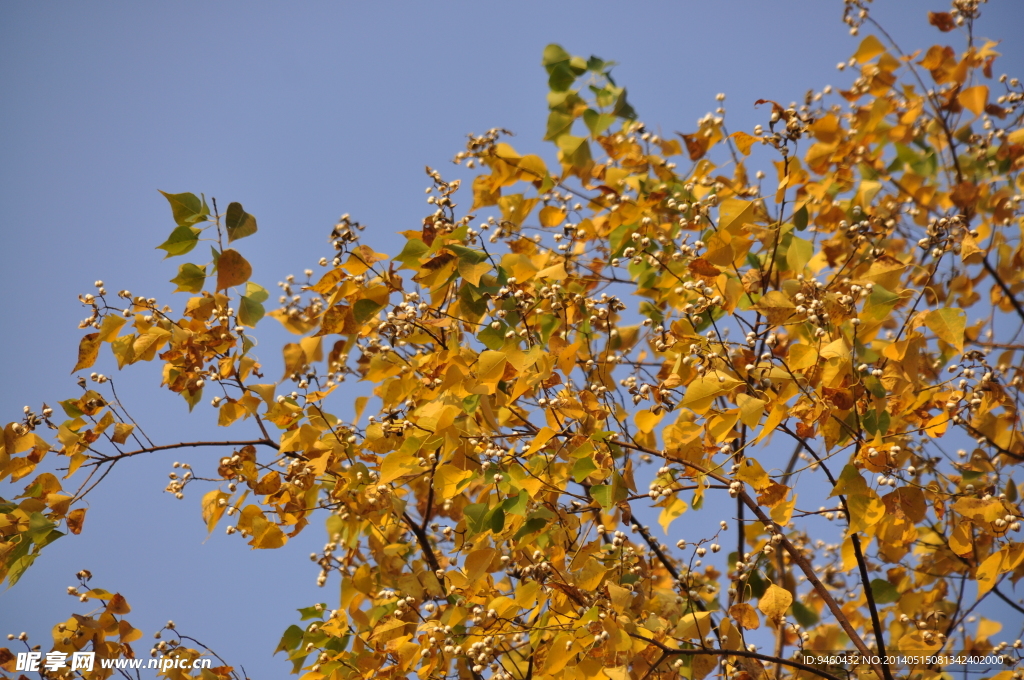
[464,503,490,536]
[612,88,637,120]
[170,263,206,293]
[490,506,505,533]
[353,299,383,324]
[860,285,903,324]
[395,239,428,269]
[244,281,269,303]
[477,324,506,350]
[239,295,266,327]
[157,226,200,258]
[182,386,202,412]
[870,578,900,604]
[545,111,573,141]
[275,625,305,654]
[791,600,819,627]
[6,554,36,589]
[793,205,808,231]
[502,493,527,516]
[448,244,488,264]
[27,513,57,542]
[239,281,269,327]
[556,135,592,168]
[572,456,598,483]
[59,399,84,418]
[583,109,616,137]
[159,190,207,226]
[591,484,613,509]
[513,517,548,540]
[542,44,572,68]
[225,201,258,242]
[297,603,328,621]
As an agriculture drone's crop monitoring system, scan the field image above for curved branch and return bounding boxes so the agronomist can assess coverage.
[89,438,279,465]
[628,630,846,680]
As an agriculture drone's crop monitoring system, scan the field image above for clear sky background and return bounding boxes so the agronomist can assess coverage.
[2,1,1022,677]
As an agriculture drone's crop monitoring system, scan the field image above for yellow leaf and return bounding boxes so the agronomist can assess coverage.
[735,458,770,490]
[218,400,247,427]
[379,451,420,484]
[465,548,496,582]
[539,206,566,227]
[536,262,568,280]
[718,198,757,233]
[248,384,276,405]
[949,522,973,556]
[517,154,548,179]
[523,427,556,456]
[924,413,949,437]
[543,633,576,674]
[458,259,491,286]
[770,493,796,525]
[606,583,632,613]
[370,618,412,644]
[354,396,369,421]
[977,548,1005,599]
[953,496,1006,523]
[847,490,885,532]
[675,611,713,640]
[854,34,885,63]
[658,496,688,533]
[752,401,788,445]
[736,394,765,429]
[730,131,756,156]
[300,335,323,363]
[282,343,307,379]
[925,307,966,352]
[977,617,1002,641]
[201,490,230,536]
[238,505,287,549]
[111,422,135,445]
[97,314,127,343]
[819,338,849,361]
[758,584,792,621]
[603,667,629,680]
[681,374,741,415]
[752,291,795,326]
[477,351,508,385]
[71,333,101,373]
[634,409,663,434]
[435,465,473,500]
[959,85,988,117]
[729,603,760,629]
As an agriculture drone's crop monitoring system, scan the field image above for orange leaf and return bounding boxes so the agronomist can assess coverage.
[66,508,87,535]
[928,11,957,31]
[216,249,252,291]
[958,85,988,117]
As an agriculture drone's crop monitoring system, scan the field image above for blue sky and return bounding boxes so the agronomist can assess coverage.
[2,1,1022,676]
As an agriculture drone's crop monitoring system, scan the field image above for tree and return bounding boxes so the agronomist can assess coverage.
[3,2,1024,679]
